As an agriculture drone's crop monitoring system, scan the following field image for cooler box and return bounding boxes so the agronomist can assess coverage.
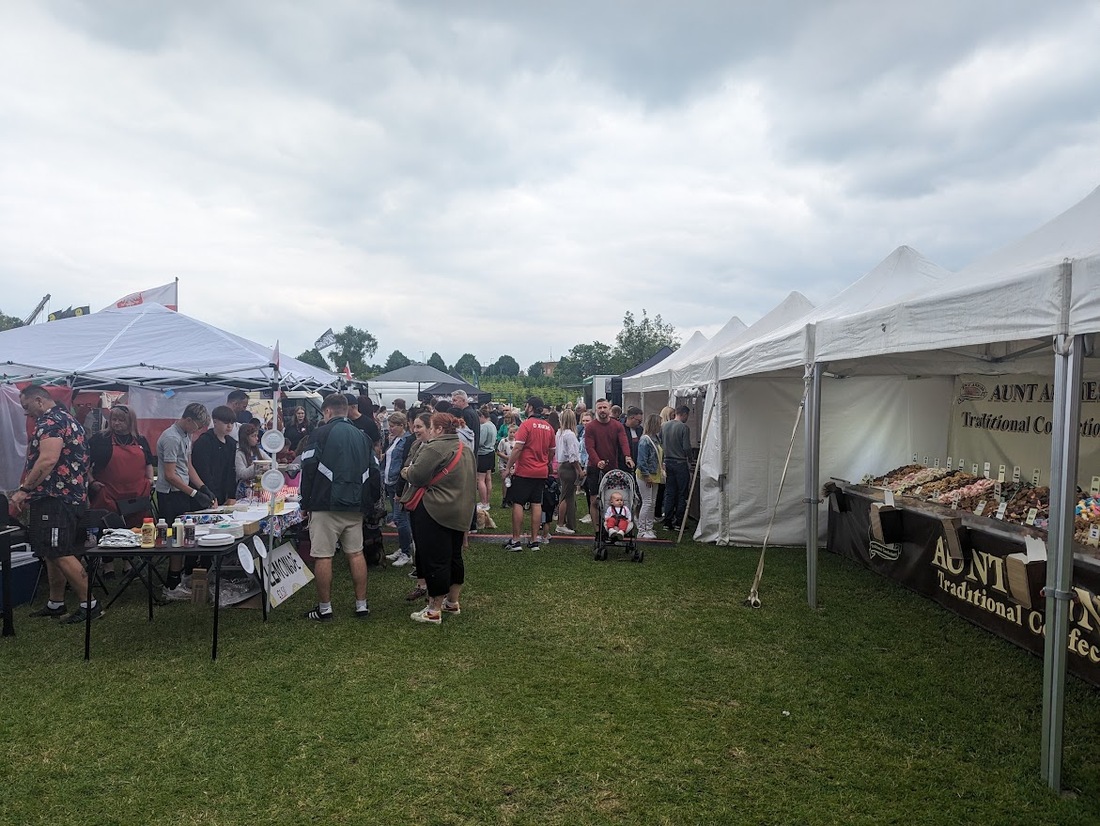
[0,551,42,611]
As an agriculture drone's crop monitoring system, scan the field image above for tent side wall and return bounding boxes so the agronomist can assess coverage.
[716,375,952,546]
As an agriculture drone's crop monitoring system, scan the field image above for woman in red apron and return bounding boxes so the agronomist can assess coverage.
[88,405,155,527]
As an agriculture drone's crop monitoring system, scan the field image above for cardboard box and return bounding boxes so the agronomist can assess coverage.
[1006,552,1046,609]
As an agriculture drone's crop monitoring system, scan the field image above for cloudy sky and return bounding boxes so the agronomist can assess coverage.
[2,0,1099,372]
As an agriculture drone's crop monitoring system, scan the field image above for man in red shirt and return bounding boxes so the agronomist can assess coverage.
[502,396,555,551]
[583,398,634,526]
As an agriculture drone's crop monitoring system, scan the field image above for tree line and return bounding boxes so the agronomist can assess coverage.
[296,310,679,387]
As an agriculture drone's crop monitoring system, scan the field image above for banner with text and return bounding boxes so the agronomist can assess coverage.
[948,374,1100,488]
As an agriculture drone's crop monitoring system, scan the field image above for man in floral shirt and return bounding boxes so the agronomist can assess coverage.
[10,385,99,624]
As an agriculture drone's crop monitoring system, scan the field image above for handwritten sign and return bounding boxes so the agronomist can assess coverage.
[263,541,314,608]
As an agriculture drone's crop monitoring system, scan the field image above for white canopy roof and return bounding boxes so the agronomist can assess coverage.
[623,328,724,394]
[719,245,952,379]
[817,185,1100,372]
[672,292,815,392]
[0,303,340,390]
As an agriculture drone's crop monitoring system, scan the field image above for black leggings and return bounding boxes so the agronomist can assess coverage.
[409,506,465,598]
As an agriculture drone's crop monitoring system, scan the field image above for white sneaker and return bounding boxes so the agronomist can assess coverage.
[392,551,412,567]
[476,503,491,511]
[385,550,403,562]
[640,530,657,540]
[579,514,592,524]
[555,525,576,535]
[162,583,192,602]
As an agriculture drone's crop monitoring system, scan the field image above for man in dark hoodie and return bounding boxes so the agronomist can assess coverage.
[298,393,373,622]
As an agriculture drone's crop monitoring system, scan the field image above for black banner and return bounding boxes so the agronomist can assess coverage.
[828,489,1100,687]
[47,306,90,322]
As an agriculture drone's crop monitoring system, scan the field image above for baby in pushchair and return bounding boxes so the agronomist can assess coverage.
[603,491,633,539]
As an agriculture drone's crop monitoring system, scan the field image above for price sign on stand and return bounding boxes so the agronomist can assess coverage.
[958,459,965,471]
[995,502,1008,521]
[997,465,1006,483]
[912,453,918,464]
[972,464,979,476]
[1032,468,1042,486]
[974,501,987,517]
[983,462,991,479]
[264,541,315,607]
[1090,525,1100,548]
[1091,477,1100,498]
[884,488,895,507]
[951,491,961,509]
[993,481,1002,499]
[933,457,940,468]
[1012,466,1021,484]
[1025,508,1038,526]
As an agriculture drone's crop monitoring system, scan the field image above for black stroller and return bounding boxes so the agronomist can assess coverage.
[593,469,643,563]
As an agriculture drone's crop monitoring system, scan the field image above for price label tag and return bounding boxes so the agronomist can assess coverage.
[1025,508,1038,526]
[974,501,987,517]
[1012,466,1021,484]
[1032,468,1041,486]
[912,453,918,464]
[923,456,929,466]
[884,488,895,507]
[914,486,924,496]
[959,459,965,471]
[983,462,991,479]
[934,457,940,468]
[1091,476,1100,498]
[993,482,1002,499]
[972,463,979,477]
[997,465,1006,483]
[946,456,953,470]
[995,501,1008,521]
[951,491,961,509]
[1090,525,1100,547]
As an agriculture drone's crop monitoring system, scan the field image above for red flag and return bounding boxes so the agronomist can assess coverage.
[343,362,353,382]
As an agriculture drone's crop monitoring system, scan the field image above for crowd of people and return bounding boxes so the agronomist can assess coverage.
[8,382,695,629]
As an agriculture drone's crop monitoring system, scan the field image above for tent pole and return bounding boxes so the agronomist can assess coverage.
[805,362,823,609]
[1041,332,1082,791]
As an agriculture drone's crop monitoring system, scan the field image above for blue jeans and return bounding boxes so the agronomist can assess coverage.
[389,490,413,552]
[662,459,690,527]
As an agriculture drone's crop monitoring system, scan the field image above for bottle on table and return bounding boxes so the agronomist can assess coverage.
[155,518,169,548]
[140,517,155,549]
[171,516,184,548]
[183,517,197,549]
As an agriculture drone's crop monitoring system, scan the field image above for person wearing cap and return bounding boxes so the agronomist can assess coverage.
[501,396,556,552]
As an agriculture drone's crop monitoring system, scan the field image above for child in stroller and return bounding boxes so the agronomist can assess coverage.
[603,491,633,539]
[593,469,643,563]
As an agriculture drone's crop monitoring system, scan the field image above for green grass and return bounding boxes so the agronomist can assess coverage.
[2,502,1098,824]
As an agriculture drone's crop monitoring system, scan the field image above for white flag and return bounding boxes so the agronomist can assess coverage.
[101,281,178,311]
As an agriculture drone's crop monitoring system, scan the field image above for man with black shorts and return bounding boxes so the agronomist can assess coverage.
[583,398,634,526]
[502,396,555,551]
[13,385,99,624]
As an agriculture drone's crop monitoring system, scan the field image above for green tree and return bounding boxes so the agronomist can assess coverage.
[486,354,520,377]
[427,352,447,373]
[0,309,24,331]
[555,342,614,384]
[611,310,678,373]
[330,326,379,379]
[526,360,546,378]
[453,353,482,380]
[296,348,330,370]
[383,350,412,372]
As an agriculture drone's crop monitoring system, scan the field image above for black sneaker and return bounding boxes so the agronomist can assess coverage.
[504,540,524,552]
[354,604,371,620]
[61,603,103,624]
[29,604,67,618]
[303,606,334,622]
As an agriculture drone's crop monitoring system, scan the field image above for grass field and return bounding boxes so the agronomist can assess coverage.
[2,502,1098,825]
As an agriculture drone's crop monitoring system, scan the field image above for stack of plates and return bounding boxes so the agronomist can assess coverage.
[197,533,234,547]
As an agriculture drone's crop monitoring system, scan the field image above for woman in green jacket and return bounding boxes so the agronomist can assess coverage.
[399,412,476,624]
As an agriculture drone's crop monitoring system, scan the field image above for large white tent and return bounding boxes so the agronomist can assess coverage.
[0,303,339,391]
[804,185,1100,790]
